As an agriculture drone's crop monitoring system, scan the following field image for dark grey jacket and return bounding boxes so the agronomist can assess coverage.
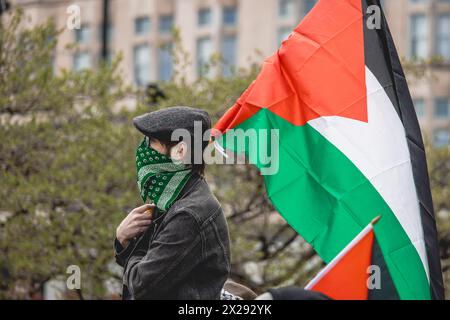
[114,173,231,300]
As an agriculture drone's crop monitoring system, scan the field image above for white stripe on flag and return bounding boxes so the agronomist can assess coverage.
[308,66,429,281]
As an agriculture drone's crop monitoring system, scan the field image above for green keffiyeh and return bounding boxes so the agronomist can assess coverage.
[136,137,192,211]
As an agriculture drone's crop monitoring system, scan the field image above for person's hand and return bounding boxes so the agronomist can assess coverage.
[116,204,154,249]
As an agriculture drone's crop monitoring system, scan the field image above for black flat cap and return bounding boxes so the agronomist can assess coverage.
[133,106,211,137]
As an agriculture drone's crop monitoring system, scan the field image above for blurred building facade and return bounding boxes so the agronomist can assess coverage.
[9,0,450,145]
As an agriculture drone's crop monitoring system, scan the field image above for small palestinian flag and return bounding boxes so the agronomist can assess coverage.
[305,216,380,299]
[214,0,444,299]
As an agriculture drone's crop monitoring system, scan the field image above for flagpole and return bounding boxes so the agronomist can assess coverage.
[213,140,229,158]
[304,215,381,290]
[371,215,381,225]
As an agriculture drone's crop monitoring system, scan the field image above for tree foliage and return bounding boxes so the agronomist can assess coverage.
[0,9,137,298]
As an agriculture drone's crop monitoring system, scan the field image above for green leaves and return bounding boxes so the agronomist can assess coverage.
[0,9,136,299]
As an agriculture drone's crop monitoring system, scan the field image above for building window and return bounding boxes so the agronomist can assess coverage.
[98,23,113,43]
[279,0,295,19]
[434,98,449,118]
[75,25,91,43]
[410,14,428,58]
[106,50,115,65]
[159,15,174,33]
[433,129,450,147]
[303,0,316,16]
[436,14,450,60]
[221,35,236,77]
[414,98,425,118]
[198,8,212,26]
[278,27,292,45]
[197,37,213,77]
[133,44,151,86]
[73,52,91,71]
[158,43,173,81]
[50,54,56,74]
[135,17,151,36]
[223,6,237,26]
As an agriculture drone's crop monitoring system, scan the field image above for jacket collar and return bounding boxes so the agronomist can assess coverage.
[177,172,202,200]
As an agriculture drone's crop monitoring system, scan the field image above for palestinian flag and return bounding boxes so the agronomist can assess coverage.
[214,0,444,299]
[305,217,379,300]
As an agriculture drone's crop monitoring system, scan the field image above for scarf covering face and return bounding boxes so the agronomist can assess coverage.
[136,137,192,211]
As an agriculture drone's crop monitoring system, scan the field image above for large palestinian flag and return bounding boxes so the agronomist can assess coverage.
[214,0,444,299]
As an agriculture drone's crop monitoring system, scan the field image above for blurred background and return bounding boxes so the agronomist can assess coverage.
[0,0,449,299]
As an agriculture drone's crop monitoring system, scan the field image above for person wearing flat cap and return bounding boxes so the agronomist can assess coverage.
[113,106,231,300]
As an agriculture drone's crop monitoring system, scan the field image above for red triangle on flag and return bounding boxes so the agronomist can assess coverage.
[214,0,368,136]
[305,217,380,300]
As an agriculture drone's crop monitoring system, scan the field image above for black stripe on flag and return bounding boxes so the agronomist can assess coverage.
[368,237,400,300]
[361,0,444,300]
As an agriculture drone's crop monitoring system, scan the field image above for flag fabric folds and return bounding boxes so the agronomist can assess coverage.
[213,0,443,299]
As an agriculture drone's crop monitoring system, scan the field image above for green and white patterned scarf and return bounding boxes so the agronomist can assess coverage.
[136,137,192,211]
